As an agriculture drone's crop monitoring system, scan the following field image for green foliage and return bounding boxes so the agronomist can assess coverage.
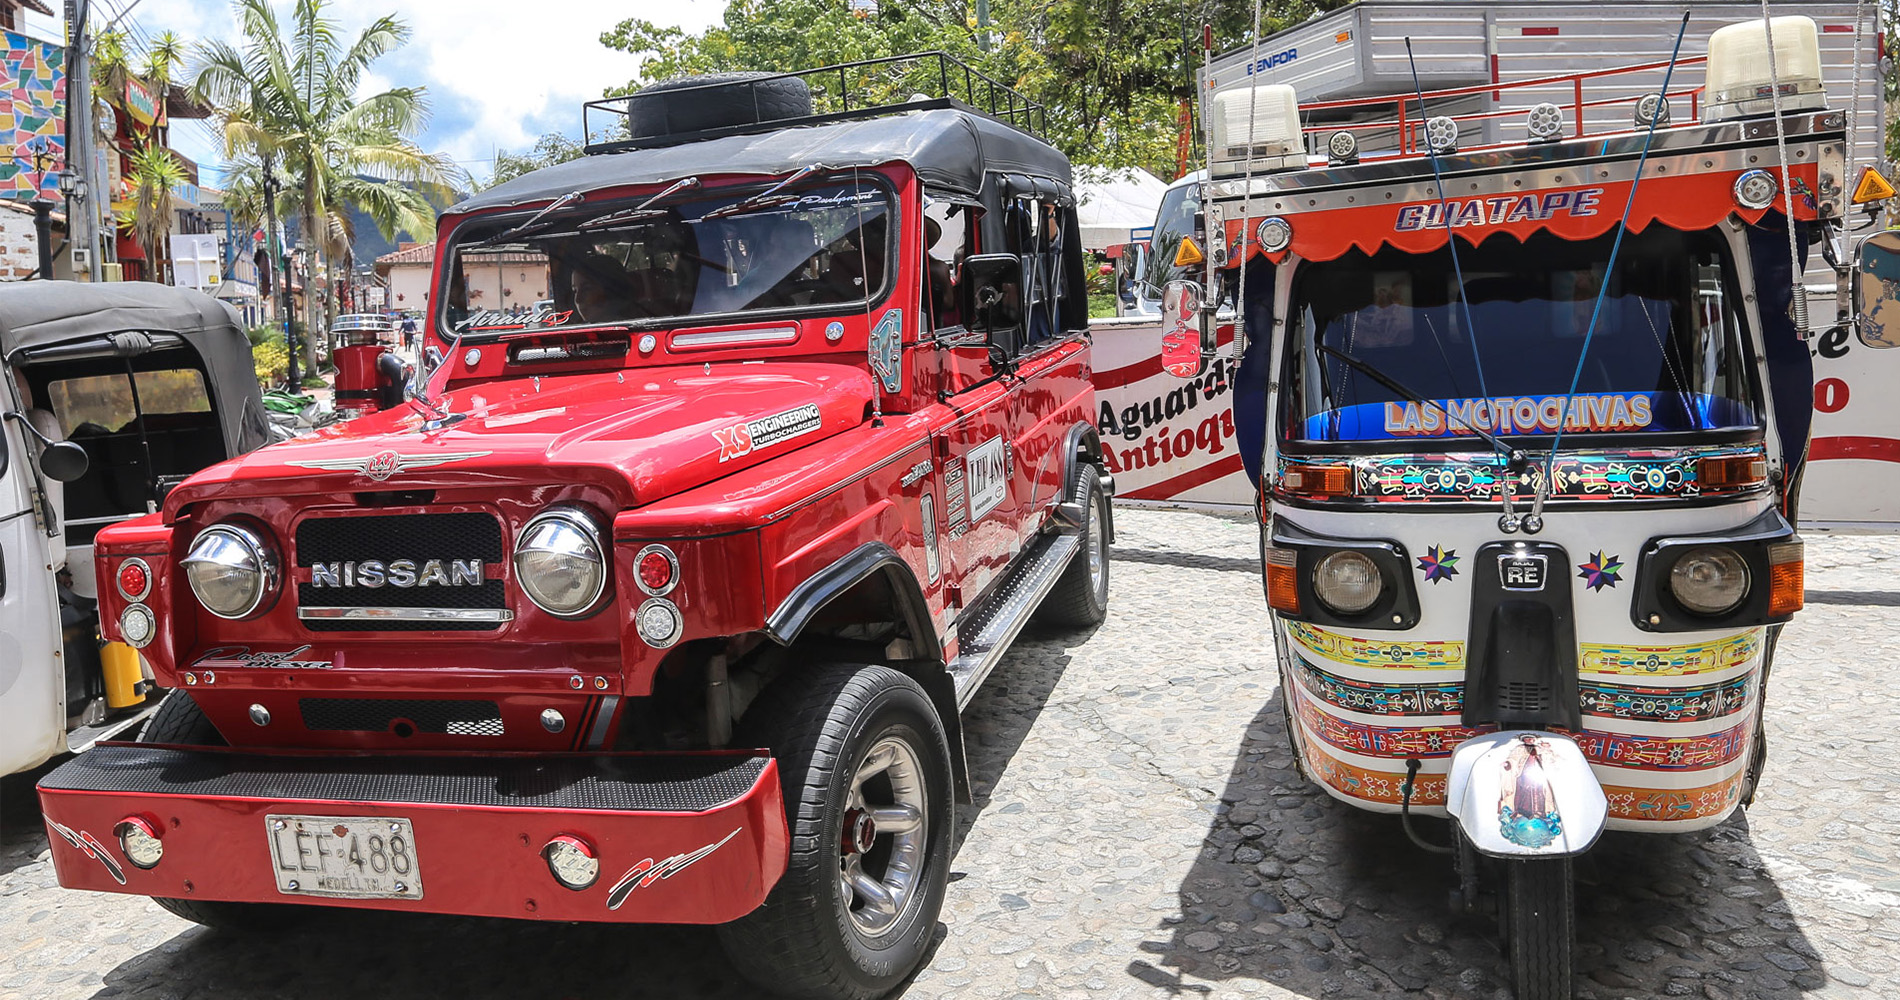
[118,141,188,271]
[599,0,1351,176]
[251,333,289,386]
[486,132,586,190]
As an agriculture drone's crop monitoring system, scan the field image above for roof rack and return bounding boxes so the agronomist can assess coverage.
[582,51,1048,155]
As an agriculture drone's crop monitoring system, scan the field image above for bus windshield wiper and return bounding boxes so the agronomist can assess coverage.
[467,190,584,249]
[1316,343,1525,466]
[702,164,824,220]
[579,176,703,230]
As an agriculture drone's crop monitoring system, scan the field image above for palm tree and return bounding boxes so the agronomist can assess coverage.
[191,0,460,377]
[119,141,188,274]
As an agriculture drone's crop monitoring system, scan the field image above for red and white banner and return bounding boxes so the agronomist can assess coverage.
[1090,317,1253,509]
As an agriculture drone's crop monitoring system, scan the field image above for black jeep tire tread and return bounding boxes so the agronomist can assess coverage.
[139,693,309,931]
[628,71,814,139]
[1504,857,1575,1000]
[716,664,952,1000]
[1036,470,1109,627]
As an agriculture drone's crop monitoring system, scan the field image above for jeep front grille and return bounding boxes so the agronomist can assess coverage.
[296,511,508,631]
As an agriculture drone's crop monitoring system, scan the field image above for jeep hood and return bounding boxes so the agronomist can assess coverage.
[167,364,873,513]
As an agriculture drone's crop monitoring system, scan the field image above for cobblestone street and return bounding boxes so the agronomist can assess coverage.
[3,508,1895,1000]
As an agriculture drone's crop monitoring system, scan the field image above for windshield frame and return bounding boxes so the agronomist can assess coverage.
[1275,225,1769,457]
[431,170,904,344]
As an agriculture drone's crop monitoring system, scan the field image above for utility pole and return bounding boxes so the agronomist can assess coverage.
[63,0,100,280]
[975,0,990,51]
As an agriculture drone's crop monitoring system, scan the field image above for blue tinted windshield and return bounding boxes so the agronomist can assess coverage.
[1283,227,1759,444]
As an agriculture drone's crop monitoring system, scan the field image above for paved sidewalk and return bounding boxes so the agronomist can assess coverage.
[2,509,1894,999]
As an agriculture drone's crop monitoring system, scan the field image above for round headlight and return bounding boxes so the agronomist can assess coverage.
[1734,169,1779,211]
[1313,550,1382,615]
[182,524,277,620]
[542,835,599,890]
[116,817,163,869]
[1670,546,1750,616]
[515,507,609,618]
[119,604,155,648]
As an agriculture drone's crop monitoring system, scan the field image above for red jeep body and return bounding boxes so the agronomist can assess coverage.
[39,67,1109,992]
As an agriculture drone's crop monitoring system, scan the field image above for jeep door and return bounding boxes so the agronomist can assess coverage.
[0,369,67,775]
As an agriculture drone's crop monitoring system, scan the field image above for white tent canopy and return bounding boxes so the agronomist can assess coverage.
[1074,166,1170,252]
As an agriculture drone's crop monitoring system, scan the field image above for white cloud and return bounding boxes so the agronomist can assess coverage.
[30,0,730,184]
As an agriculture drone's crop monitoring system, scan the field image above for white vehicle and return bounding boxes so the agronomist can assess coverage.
[0,282,267,775]
[1089,0,1895,528]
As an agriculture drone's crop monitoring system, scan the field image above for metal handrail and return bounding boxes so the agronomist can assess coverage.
[1295,54,1712,155]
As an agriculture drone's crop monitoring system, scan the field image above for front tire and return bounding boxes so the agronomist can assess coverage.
[139,693,309,931]
[1036,469,1109,627]
[1503,857,1574,1000]
[717,664,953,1000]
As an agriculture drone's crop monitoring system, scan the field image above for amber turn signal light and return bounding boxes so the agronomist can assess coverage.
[1280,464,1354,498]
[1265,546,1300,613]
[1697,454,1768,491]
[1767,539,1803,617]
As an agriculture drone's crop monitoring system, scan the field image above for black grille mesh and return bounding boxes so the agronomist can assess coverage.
[300,698,505,736]
[296,512,506,631]
[43,745,770,813]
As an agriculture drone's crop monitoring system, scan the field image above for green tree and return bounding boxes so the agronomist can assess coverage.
[599,0,1348,176]
[117,140,188,274]
[191,0,462,373]
[485,131,587,189]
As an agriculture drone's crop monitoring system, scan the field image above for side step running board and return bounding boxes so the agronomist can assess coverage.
[66,702,161,754]
[947,532,1081,710]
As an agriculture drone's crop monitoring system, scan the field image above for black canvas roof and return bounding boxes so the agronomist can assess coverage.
[453,107,1073,216]
[0,281,269,456]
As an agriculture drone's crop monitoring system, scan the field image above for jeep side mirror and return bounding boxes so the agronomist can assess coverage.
[961,253,1024,342]
[1854,231,1900,348]
[38,441,88,483]
[1159,278,1214,379]
[4,411,88,482]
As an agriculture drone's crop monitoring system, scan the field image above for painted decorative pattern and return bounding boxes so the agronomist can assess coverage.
[1279,444,1766,504]
[1284,621,1465,669]
[1579,631,1761,676]
[1305,751,1745,823]
[1294,689,1751,771]
[1580,675,1752,723]
[1293,656,1465,717]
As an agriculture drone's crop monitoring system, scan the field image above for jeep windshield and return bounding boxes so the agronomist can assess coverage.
[1281,226,1762,448]
[438,177,892,339]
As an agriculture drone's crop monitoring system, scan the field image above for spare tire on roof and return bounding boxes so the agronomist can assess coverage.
[626,71,815,139]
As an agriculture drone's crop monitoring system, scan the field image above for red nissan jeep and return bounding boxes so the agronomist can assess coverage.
[39,58,1111,999]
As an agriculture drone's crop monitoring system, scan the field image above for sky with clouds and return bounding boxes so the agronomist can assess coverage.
[18,0,730,187]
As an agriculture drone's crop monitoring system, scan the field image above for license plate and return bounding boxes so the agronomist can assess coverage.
[267,814,424,900]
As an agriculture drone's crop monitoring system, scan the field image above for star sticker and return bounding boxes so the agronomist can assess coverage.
[1417,545,1460,583]
[1578,551,1624,591]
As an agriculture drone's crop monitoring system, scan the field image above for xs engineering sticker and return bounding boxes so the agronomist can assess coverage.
[966,438,1008,524]
[606,829,741,910]
[714,404,823,463]
[1384,393,1653,437]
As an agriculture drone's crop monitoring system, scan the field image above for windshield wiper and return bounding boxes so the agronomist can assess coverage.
[1316,343,1526,466]
[467,190,585,249]
[701,164,824,221]
[579,176,702,231]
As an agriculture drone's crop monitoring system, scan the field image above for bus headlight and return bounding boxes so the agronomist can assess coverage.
[1670,546,1750,615]
[515,507,609,618]
[182,524,278,620]
[1314,550,1382,615]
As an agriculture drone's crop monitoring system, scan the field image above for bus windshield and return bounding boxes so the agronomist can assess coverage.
[1282,227,1761,446]
[438,178,893,339]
